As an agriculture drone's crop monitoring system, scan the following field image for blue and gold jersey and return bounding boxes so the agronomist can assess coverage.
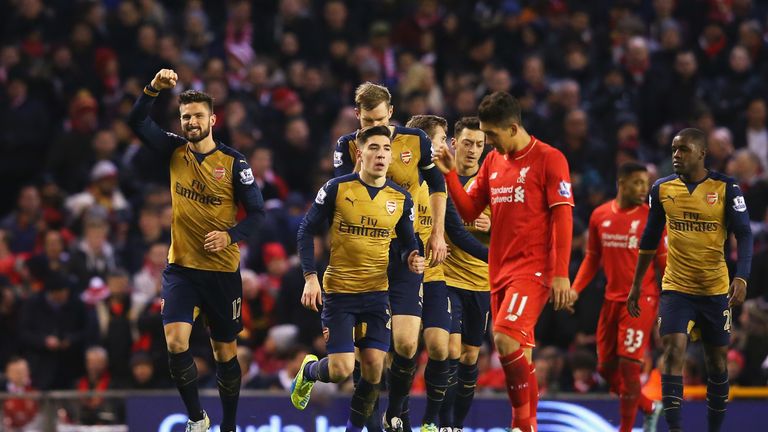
[639,172,753,296]
[128,91,265,272]
[297,174,419,294]
[444,174,491,292]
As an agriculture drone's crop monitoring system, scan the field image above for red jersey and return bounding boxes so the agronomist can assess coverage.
[448,137,574,292]
[576,200,666,301]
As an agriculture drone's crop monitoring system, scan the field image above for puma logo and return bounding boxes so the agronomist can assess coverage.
[345,197,355,206]
[664,195,676,205]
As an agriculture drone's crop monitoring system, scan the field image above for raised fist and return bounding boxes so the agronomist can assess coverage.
[151,69,178,91]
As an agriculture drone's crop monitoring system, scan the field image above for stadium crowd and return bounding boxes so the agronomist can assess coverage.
[1,0,768,426]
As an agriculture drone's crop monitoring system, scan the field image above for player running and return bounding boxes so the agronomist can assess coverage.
[290,125,425,432]
[128,69,265,432]
[434,92,575,432]
[334,82,447,431]
[628,128,753,432]
[571,162,665,432]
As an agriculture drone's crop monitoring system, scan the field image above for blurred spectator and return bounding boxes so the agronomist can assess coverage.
[126,351,166,389]
[728,349,746,384]
[24,229,72,291]
[65,160,131,229]
[707,127,735,173]
[69,217,119,292]
[18,272,88,390]
[0,229,21,285]
[734,97,768,170]
[728,149,768,223]
[1,356,40,432]
[75,346,121,425]
[121,206,169,274]
[248,146,289,209]
[566,349,603,394]
[130,241,168,314]
[92,269,133,384]
[0,185,42,255]
[734,299,768,385]
[0,280,20,368]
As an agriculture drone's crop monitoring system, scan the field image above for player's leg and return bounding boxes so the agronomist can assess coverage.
[202,269,246,432]
[658,291,696,432]
[698,294,731,432]
[440,286,464,429]
[385,240,423,431]
[347,292,391,432]
[421,280,452,430]
[291,293,357,410]
[595,301,620,395]
[161,265,208,428]
[492,282,548,431]
[453,289,489,430]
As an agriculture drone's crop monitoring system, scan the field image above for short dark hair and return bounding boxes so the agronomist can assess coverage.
[356,125,391,146]
[478,91,522,126]
[617,161,647,180]
[454,116,481,137]
[405,115,447,138]
[178,90,214,113]
[675,127,707,151]
[354,82,391,111]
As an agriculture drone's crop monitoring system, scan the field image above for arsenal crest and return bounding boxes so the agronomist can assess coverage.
[386,200,397,215]
[401,151,412,164]
[706,192,718,205]
[213,166,226,181]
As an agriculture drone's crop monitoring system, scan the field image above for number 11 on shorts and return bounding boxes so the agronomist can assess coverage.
[506,293,528,322]
[232,297,242,320]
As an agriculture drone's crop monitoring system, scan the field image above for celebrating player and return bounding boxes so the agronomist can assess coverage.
[438,117,492,431]
[406,115,489,432]
[128,69,265,432]
[433,92,575,432]
[290,125,425,432]
[628,128,753,432]
[334,83,447,431]
[571,162,665,432]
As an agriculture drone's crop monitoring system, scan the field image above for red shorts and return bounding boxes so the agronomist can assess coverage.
[491,280,549,348]
[597,296,658,364]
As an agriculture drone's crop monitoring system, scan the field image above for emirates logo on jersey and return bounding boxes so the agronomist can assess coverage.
[401,151,412,164]
[386,200,397,215]
[213,166,226,181]
[707,192,718,205]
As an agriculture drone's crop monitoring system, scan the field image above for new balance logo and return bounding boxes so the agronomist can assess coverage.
[490,172,498,180]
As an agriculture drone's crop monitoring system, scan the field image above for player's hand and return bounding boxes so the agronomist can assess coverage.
[301,274,322,312]
[426,230,447,267]
[151,69,178,91]
[44,335,61,350]
[432,145,455,174]
[408,250,425,274]
[627,284,641,318]
[563,288,578,313]
[728,278,747,308]
[474,213,491,232]
[550,277,571,311]
[204,231,230,253]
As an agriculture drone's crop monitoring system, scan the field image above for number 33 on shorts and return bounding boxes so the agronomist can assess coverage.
[623,328,644,353]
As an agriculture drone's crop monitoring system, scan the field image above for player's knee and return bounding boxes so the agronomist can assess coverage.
[460,347,480,365]
[493,332,520,356]
[395,340,418,358]
[662,343,686,372]
[328,358,354,382]
[166,338,189,354]
[359,358,384,384]
[426,342,449,360]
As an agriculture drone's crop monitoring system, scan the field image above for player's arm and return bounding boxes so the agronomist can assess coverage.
[444,198,488,262]
[653,230,668,278]
[226,158,266,244]
[726,181,753,307]
[418,130,448,266]
[296,181,337,311]
[544,150,575,311]
[127,69,187,157]
[395,193,425,274]
[629,181,666,316]
[333,134,356,177]
[433,146,489,222]
[572,213,602,297]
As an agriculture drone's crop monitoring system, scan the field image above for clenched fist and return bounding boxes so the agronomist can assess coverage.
[151,69,178,91]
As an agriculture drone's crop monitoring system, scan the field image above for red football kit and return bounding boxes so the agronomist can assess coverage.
[573,199,667,363]
[446,136,574,347]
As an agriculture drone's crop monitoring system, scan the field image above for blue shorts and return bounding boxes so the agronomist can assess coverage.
[321,291,391,354]
[422,280,451,331]
[161,264,243,342]
[447,286,491,347]
[658,290,731,346]
[388,237,423,317]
